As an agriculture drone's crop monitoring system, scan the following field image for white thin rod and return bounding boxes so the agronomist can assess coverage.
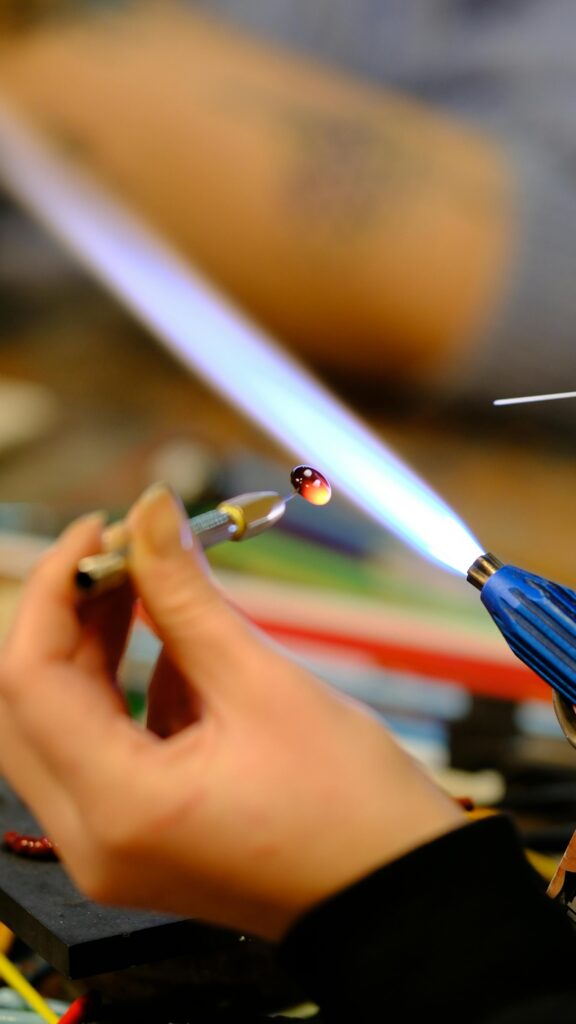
[494,392,576,406]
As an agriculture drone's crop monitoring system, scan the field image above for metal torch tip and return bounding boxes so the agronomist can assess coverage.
[467,552,503,591]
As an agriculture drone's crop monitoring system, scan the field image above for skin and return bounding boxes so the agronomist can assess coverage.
[548,831,576,900]
[0,2,512,380]
[0,485,465,940]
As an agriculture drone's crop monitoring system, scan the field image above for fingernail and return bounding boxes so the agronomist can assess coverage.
[66,510,107,535]
[133,482,192,556]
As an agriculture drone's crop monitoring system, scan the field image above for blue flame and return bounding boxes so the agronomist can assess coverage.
[0,101,483,575]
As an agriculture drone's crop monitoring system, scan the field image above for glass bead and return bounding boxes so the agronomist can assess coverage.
[290,465,332,506]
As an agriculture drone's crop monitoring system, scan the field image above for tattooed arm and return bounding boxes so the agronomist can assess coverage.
[0,2,512,383]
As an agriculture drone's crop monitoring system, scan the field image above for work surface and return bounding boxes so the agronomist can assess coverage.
[0,777,298,1008]
[0,775,238,979]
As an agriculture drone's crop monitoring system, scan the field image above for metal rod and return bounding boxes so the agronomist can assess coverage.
[494,392,576,406]
[76,508,236,595]
[76,490,286,596]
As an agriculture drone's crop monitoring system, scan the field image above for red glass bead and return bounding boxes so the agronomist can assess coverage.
[3,830,58,860]
[290,465,332,506]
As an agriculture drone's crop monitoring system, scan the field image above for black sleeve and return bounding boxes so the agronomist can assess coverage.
[278,815,576,1023]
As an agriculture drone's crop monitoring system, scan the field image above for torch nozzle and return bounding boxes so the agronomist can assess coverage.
[467,552,503,591]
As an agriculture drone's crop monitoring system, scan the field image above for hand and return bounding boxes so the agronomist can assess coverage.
[0,485,465,939]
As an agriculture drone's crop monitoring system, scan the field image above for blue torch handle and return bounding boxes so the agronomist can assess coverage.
[481,565,576,705]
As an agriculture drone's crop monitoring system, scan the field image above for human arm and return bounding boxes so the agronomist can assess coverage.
[0,1,511,383]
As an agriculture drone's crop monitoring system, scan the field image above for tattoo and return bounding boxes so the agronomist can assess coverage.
[217,85,503,242]
[282,112,405,238]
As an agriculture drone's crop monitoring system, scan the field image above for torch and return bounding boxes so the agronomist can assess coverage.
[466,553,576,746]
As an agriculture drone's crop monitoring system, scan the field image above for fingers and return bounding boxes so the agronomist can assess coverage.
[74,517,135,679]
[0,511,141,798]
[0,648,153,810]
[5,512,106,665]
[6,511,134,682]
[126,484,256,702]
[0,705,80,848]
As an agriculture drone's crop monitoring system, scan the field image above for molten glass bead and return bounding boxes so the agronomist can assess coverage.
[290,465,332,506]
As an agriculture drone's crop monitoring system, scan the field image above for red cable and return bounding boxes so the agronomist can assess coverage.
[57,993,96,1024]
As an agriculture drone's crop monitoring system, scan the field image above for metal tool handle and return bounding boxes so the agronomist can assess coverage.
[190,507,238,547]
[75,507,238,594]
[75,491,286,595]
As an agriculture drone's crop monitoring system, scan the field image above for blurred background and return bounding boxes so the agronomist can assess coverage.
[1,2,576,1020]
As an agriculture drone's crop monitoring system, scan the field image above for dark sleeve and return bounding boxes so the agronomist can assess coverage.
[278,815,576,1023]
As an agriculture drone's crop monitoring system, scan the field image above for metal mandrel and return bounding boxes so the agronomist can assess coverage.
[75,490,286,597]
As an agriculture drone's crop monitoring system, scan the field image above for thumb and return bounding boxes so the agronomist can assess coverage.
[126,483,253,693]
